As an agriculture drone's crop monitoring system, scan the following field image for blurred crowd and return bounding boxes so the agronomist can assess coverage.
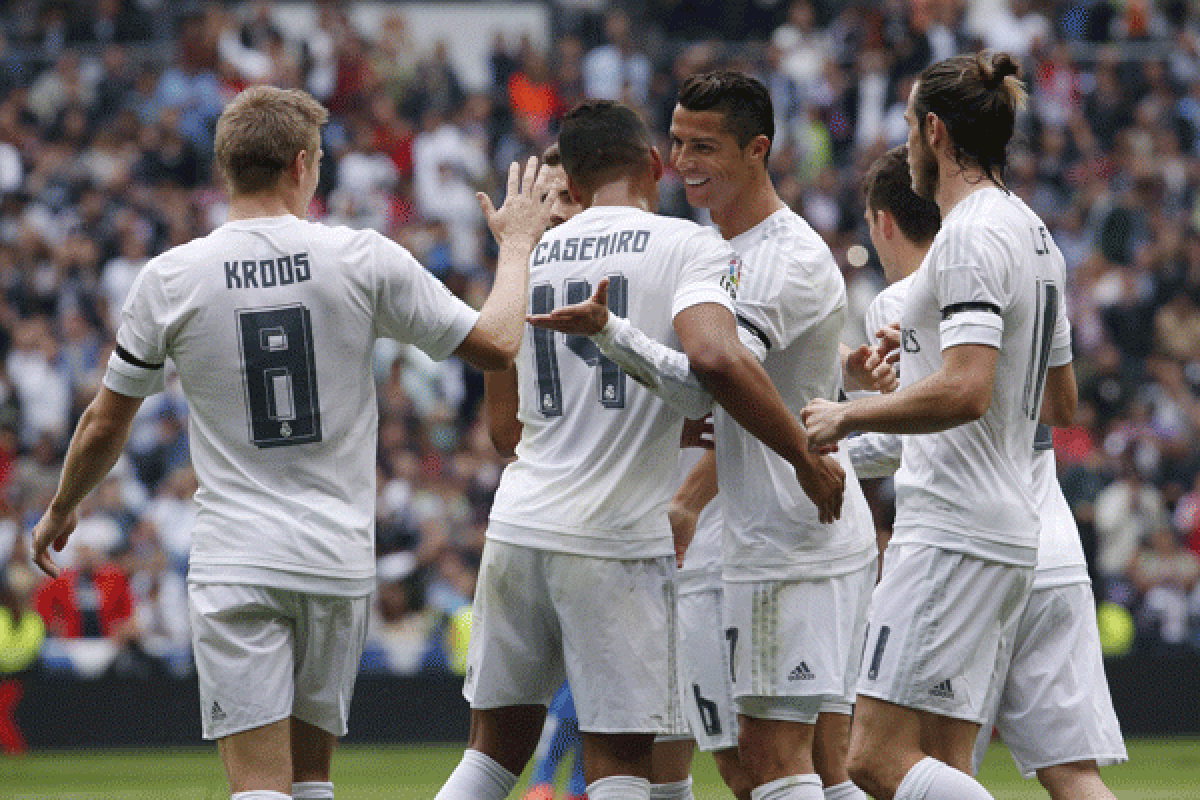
[2,0,1200,681]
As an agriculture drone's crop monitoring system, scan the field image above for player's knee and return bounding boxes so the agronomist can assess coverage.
[845,742,881,796]
[713,750,754,800]
[1037,761,1110,800]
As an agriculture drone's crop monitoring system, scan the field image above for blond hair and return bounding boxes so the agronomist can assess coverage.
[214,86,329,195]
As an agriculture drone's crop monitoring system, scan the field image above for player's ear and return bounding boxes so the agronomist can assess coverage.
[925,112,943,151]
[649,146,664,182]
[881,210,895,240]
[566,174,587,206]
[749,134,770,165]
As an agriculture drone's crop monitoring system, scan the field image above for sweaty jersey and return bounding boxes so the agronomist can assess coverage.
[715,208,876,582]
[855,278,1086,587]
[488,205,736,559]
[892,187,1071,565]
[104,215,478,595]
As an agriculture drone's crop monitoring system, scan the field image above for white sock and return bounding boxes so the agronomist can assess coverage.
[650,777,695,799]
[824,780,868,799]
[587,775,652,800]
[434,749,518,800]
[231,793,290,800]
[895,757,994,800]
[750,774,824,800]
[292,781,334,799]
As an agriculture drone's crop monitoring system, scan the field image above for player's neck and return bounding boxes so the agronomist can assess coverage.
[228,187,304,221]
[588,177,654,212]
[709,173,785,240]
[934,162,1001,218]
[887,242,930,284]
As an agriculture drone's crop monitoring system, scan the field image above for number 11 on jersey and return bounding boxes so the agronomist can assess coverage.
[531,274,629,416]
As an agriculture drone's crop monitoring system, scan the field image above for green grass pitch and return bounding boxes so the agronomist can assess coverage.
[3,738,1198,798]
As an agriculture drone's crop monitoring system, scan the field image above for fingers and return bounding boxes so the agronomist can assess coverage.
[34,550,58,578]
[505,159,520,201]
[477,191,496,221]
[592,278,609,307]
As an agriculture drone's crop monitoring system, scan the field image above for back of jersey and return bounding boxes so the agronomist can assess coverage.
[107,216,477,594]
[488,205,736,560]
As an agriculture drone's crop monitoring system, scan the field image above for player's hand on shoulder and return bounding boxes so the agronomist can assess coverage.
[30,506,78,578]
[528,278,611,335]
[479,156,556,245]
[793,451,845,524]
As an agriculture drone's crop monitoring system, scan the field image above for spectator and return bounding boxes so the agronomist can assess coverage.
[1095,456,1170,591]
[582,9,652,108]
[0,562,44,674]
[1128,526,1200,650]
[34,543,133,640]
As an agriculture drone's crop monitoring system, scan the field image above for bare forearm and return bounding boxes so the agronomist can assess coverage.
[51,407,132,515]
[473,237,537,359]
[694,349,809,465]
[841,369,985,436]
[672,449,718,515]
[484,368,522,457]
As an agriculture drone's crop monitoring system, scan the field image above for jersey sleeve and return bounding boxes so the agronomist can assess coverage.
[591,315,714,419]
[671,227,737,319]
[934,225,1012,351]
[103,265,168,398]
[847,431,902,479]
[371,233,479,361]
[736,242,836,354]
[1048,289,1073,367]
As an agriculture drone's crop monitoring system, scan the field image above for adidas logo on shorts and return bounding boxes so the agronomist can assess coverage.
[211,701,227,723]
[928,680,955,699]
[787,662,815,681]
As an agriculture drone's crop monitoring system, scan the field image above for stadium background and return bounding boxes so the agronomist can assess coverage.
[0,0,1197,795]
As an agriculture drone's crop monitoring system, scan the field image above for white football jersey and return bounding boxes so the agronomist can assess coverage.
[1030,433,1089,588]
[892,187,1071,565]
[104,215,479,595]
[862,273,913,348]
[861,277,1086,585]
[488,205,737,559]
[714,209,876,582]
[676,445,723,587]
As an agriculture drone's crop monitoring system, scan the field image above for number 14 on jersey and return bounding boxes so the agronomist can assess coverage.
[531,274,629,416]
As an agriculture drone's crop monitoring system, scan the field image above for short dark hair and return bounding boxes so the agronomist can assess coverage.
[558,101,654,192]
[914,51,1027,186]
[677,70,774,165]
[863,146,941,245]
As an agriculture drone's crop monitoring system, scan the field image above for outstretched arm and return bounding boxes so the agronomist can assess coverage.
[529,279,713,419]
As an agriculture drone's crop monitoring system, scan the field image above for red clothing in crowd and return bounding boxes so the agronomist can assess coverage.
[34,565,133,639]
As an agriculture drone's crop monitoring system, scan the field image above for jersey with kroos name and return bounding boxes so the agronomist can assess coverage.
[103,215,479,596]
[488,205,736,559]
[861,277,1085,585]
[715,208,876,582]
[893,187,1071,565]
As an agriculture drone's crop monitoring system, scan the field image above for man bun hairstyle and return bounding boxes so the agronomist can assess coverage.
[863,145,941,245]
[215,85,328,195]
[678,70,774,166]
[558,100,654,192]
[914,51,1027,186]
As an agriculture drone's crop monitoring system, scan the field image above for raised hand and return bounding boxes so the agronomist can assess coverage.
[479,156,555,245]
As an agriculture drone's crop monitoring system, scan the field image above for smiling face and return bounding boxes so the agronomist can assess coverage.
[669,105,760,215]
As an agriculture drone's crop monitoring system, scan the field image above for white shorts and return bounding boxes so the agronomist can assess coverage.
[668,584,739,751]
[725,559,876,724]
[464,539,678,734]
[189,582,369,740]
[857,543,1032,723]
[971,582,1128,778]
